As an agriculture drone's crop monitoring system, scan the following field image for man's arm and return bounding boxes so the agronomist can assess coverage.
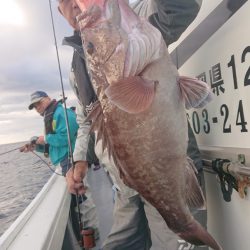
[66,72,91,194]
[132,0,202,45]
[19,136,44,153]
[69,70,91,163]
[73,100,90,162]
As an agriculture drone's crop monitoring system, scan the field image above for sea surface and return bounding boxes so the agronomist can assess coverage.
[0,142,52,236]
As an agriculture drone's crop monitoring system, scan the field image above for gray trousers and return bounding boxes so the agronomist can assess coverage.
[102,172,208,250]
[102,193,152,250]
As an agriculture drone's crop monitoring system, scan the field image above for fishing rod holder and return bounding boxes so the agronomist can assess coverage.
[202,157,250,202]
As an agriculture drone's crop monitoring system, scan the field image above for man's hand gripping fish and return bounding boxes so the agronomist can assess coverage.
[75,0,221,249]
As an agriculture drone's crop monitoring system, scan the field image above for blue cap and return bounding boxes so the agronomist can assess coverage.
[28,91,48,110]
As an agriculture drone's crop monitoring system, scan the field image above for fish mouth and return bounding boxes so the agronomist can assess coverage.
[77,5,103,29]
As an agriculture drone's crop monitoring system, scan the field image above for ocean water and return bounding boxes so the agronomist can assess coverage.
[0,142,52,236]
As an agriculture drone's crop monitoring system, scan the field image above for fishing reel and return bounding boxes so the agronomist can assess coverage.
[29,136,49,158]
[30,136,39,145]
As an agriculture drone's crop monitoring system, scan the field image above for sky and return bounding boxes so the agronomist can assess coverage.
[0,0,78,145]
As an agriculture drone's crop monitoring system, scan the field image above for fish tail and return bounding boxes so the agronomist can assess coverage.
[178,75,213,109]
[178,221,223,250]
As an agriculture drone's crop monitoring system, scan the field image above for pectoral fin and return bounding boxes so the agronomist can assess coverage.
[105,76,157,114]
[179,76,213,109]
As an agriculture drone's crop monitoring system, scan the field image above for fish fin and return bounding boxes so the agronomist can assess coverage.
[96,120,104,144]
[179,76,213,110]
[86,101,110,154]
[184,158,206,210]
[86,101,103,124]
[178,222,222,250]
[105,76,157,113]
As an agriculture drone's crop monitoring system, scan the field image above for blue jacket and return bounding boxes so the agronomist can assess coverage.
[45,103,79,165]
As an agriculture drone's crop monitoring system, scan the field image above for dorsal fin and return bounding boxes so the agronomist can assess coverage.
[86,101,102,122]
[86,101,128,186]
[86,101,114,158]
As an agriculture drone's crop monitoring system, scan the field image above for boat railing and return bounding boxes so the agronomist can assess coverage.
[202,158,250,201]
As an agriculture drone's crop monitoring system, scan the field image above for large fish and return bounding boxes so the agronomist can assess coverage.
[75,0,221,249]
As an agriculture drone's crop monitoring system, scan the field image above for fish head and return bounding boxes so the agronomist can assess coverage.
[76,0,123,29]
[75,0,105,12]
[76,4,103,29]
[78,19,127,87]
[77,1,127,83]
[76,0,158,113]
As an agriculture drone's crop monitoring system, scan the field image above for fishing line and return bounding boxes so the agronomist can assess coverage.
[48,0,84,246]
[0,146,23,156]
[48,0,74,167]
[0,144,63,175]
[31,151,63,176]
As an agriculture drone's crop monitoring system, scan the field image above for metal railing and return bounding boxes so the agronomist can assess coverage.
[202,158,250,201]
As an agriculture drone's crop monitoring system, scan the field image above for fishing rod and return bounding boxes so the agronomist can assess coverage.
[48,1,85,248]
[0,140,35,156]
[48,0,74,173]
[0,146,23,156]
[0,139,64,176]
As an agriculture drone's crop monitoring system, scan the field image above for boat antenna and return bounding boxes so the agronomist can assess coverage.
[48,1,84,247]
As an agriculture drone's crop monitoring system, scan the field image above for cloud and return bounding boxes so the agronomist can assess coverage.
[0,0,78,145]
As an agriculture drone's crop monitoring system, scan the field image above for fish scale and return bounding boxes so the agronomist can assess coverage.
[76,0,220,249]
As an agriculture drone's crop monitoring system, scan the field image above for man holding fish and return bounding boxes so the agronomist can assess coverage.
[57,0,216,249]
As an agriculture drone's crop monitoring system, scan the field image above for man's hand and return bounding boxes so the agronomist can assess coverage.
[66,161,88,195]
[36,135,45,144]
[19,143,35,152]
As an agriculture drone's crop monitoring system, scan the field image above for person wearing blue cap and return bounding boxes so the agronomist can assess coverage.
[20,90,100,242]
[28,90,49,110]
[24,90,79,174]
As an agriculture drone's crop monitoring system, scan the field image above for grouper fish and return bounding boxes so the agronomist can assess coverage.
[75,0,221,249]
